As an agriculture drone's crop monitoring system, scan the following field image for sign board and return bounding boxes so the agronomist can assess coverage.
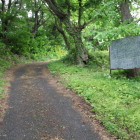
[110,35,140,70]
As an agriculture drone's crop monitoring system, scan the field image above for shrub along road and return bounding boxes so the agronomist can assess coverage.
[0,62,102,140]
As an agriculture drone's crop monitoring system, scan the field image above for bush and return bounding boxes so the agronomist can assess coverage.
[87,51,109,70]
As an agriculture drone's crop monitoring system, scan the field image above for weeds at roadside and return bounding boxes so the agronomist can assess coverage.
[0,54,31,97]
[47,51,140,140]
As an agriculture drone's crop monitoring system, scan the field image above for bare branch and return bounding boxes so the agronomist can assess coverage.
[45,0,67,20]
[81,18,96,29]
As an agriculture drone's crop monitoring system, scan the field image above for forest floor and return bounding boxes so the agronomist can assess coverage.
[0,62,115,140]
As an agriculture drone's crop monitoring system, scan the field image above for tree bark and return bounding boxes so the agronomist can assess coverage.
[62,18,88,66]
[73,30,88,66]
[1,0,5,11]
[30,0,42,38]
[119,2,133,22]
[1,0,9,44]
[55,21,72,50]
[45,0,88,66]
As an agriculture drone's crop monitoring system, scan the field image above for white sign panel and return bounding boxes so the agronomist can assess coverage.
[110,35,140,70]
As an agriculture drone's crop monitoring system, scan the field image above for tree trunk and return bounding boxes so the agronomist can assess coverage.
[119,2,140,77]
[45,0,89,65]
[56,23,72,50]
[31,11,38,38]
[55,17,88,65]
[59,18,88,66]
[1,0,16,44]
[73,31,88,66]
[129,68,140,77]
[119,2,133,22]
[55,19,72,51]
[1,0,9,44]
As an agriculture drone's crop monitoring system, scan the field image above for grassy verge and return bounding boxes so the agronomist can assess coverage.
[0,54,33,97]
[47,51,140,140]
[0,49,64,97]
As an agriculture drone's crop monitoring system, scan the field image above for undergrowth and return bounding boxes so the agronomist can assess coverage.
[22,45,67,61]
[0,44,66,97]
[47,51,140,140]
[0,54,32,98]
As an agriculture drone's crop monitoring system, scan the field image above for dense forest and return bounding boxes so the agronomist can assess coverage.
[0,0,140,63]
[0,0,140,140]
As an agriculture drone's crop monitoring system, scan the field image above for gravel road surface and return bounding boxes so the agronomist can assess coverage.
[0,62,101,140]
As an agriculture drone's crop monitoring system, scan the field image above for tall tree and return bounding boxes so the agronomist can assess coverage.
[119,1,133,22]
[54,17,72,50]
[26,0,49,38]
[0,0,25,44]
[44,0,101,65]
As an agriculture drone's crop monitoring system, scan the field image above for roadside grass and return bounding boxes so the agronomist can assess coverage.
[0,54,33,97]
[0,71,5,97]
[47,51,140,140]
[0,55,12,97]
[0,49,66,98]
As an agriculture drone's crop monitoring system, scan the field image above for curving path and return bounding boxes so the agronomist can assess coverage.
[0,62,101,140]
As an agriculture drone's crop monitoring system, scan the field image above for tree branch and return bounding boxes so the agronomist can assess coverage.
[81,18,96,29]
[1,0,5,12]
[8,0,12,11]
[78,0,82,28]
[45,0,67,20]
[66,0,71,16]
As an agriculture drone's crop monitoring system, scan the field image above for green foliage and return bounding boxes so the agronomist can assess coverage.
[0,55,16,97]
[0,38,36,98]
[96,22,140,42]
[1,0,140,63]
[0,66,5,97]
[61,50,109,68]
[87,51,109,70]
[0,52,34,98]
[8,29,31,55]
[0,42,9,55]
[47,51,140,140]
[84,0,102,8]
[61,48,77,65]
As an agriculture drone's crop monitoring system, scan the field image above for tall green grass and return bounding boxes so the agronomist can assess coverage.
[0,71,5,97]
[0,55,12,97]
[0,54,29,97]
[47,51,140,140]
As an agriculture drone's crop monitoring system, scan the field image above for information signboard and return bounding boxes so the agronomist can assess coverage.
[110,35,140,70]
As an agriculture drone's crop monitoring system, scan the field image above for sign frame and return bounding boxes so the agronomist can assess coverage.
[110,35,140,71]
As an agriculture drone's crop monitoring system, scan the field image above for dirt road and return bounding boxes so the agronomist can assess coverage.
[0,62,102,140]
